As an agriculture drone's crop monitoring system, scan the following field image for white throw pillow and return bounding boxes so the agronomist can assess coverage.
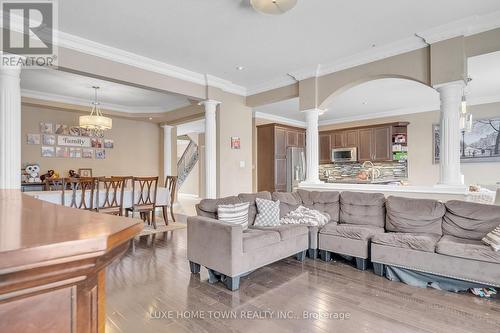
[254,198,280,227]
[217,202,250,230]
[482,225,500,251]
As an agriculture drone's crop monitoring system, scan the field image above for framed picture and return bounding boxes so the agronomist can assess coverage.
[54,124,69,135]
[42,134,56,145]
[95,149,106,160]
[70,148,82,158]
[231,136,241,149]
[56,147,69,158]
[41,146,55,157]
[82,148,93,159]
[433,117,500,163]
[78,168,93,177]
[69,126,81,136]
[91,138,103,148]
[27,134,40,145]
[39,122,53,134]
[432,124,440,164]
[104,139,114,148]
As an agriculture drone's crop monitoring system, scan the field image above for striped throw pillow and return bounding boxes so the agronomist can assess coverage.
[482,225,500,251]
[217,202,250,230]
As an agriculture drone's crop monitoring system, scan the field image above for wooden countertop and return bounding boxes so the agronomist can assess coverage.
[0,189,143,274]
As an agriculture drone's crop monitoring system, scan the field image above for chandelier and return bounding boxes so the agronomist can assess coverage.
[79,86,112,130]
[250,0,298,15]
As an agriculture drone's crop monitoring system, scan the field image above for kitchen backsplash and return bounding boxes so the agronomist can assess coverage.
[319,161,408,182]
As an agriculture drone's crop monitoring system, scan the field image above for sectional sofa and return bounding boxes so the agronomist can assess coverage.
[187,190,500,291]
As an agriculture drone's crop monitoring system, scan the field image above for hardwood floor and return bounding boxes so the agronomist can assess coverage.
[106,229,500,333]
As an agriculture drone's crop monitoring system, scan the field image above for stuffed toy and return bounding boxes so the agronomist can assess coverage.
[24,164,41,183]
[40,169,60,182]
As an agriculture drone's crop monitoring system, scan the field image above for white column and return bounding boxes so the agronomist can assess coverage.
[161,125,173,177]
[199,100,220,198]
[301,108,324,184]
[0,59,22,189]
[435,81,465,187]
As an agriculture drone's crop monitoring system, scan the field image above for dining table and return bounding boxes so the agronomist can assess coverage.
[24,186,171,209]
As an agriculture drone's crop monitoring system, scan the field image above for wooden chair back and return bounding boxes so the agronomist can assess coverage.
[44,178,65,191]
[96,177,126,214]
[165,176,177,206]
[65,177,96,210]
[131,176,158,209]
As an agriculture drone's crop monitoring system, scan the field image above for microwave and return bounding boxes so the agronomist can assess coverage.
[331,147,357,162]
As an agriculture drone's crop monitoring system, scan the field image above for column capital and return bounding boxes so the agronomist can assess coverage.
[161,124,174,129]
[433,80,466,91]
[301,108,326,116]
[199,99,221,108]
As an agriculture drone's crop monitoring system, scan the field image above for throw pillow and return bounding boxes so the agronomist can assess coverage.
[254,198,280,227]
[217,202,250,230]
[482,225,500,251]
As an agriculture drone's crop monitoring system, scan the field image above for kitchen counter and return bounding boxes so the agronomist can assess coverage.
[299,182,471,201]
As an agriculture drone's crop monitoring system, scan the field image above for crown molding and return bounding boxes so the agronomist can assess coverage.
[253,111,306,128]
[417,10,500,44]
[56,31,247,96]
[21,89,189,113]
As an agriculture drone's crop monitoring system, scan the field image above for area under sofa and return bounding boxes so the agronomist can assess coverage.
[187,190,500,291]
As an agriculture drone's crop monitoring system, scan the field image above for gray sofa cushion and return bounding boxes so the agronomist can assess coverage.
[238,192,272,225]
[272,192,302,218]
[340,191,386,227]
[297,190,340,223]
[436,235,500,264]
[371,232,441,253]
[251,224,309,241]
[197,196,241,219]
[443,200,500,240]
[242,229,281,253]
[320,223,384,241]
[385,196,445,235]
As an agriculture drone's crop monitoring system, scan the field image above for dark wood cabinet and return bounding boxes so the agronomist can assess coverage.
[257,124,306,192]
[358,128,373,162]
[319,134,332,164]
[373,126,392,161]
[320,122,407,163]
[331,132,345,148]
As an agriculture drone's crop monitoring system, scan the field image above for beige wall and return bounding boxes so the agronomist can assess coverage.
[320,102,500,186]
[22,104,160,177]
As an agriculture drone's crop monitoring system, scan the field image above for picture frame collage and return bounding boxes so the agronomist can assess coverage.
[28,122,114,160]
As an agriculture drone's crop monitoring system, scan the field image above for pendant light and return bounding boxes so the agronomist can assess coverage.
[250,0,298,15]
[459,92,472,133]
[79,86,112,130]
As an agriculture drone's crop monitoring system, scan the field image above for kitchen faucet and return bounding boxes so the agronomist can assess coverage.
[362,161,381,180]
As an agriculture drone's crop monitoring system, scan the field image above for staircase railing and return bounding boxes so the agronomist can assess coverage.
[177,138,199,189]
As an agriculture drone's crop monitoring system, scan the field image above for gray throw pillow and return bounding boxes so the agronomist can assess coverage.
[482,225,500,251]
[217,202,250,230]
[254,198,280,227]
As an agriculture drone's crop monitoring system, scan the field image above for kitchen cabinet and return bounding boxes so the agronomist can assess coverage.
[320,122,407,163]
[319,134,332,164]
[331,132,345,148]
[257,124,306,192]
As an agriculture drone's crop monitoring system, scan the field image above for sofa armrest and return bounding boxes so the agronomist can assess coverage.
[187,216,243,276]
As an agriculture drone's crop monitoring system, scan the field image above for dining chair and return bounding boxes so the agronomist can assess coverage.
[156,176,177,225]
[96,177,126,216]
[125,176,158,228]
[44,178,65,191]
[65,177,96,210]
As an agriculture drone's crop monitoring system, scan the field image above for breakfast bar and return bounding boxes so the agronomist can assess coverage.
[0,190,142,333]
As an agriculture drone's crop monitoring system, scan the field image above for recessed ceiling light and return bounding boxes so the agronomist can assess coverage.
[236,66,245,71]
[148,117,153,120]
[362,101,368,105]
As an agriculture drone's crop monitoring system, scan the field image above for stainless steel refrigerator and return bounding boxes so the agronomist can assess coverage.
[286,147,306,192]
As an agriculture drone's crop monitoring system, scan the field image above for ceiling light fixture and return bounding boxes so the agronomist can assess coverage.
[250,0,297,15]
[79,86,112,130]
[236,66,245,71]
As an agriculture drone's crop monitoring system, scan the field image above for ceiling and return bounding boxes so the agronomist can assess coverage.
[58,0,500,93]
[254,50,500,125]
[20,69,191,113]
